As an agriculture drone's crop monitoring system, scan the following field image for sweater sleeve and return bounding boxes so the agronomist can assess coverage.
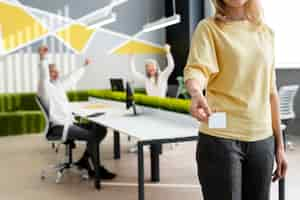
[160,52,175,80]
[37,56,51,107]
[130,55,146,83]
[269,29,277,94]
[184,20,219,90]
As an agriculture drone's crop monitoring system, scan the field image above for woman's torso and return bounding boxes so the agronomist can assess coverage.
[145,76,168,97]
[199,18,275,141]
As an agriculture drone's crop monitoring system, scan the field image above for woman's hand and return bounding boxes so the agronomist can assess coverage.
[272,147,288,182]
[84,58,91,66]
[38,45,48,60]
[164,44,171,53]
[190,93,212,123]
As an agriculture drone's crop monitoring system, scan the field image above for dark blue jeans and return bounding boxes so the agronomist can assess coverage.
[196,133,274,200]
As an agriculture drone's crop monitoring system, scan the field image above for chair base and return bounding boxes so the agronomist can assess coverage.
[41,141,89,184]
[41,162,89,184]
[287,141,296,151]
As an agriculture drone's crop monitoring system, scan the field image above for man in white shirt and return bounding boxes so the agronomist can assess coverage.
[37,46,115,179]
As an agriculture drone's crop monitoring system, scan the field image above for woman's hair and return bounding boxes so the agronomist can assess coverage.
[49,64,56,69]
[210,0,264,26]
[145,59,160,84]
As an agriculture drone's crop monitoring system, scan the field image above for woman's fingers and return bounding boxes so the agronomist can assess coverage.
[272,169,279,182]
[272,151,288,182]
[274,167,282,182]
[197,109,209,122]
[190,94,211,122]
[191,107,209,122]
[202,103,212,117]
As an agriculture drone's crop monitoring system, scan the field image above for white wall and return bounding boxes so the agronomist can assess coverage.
[76,29,166,90]
[77,51,164,90]
[0,0,166,93]
[0,51,76,93]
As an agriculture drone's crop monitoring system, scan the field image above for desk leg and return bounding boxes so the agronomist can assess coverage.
[150,144,160,182]
[94,143,101,190]
[114,131,120,160]
[138,142,145,200]
[279,129,287,200]
[279,179,285,200]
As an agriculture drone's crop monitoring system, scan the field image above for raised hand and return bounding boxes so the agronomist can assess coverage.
[38,46,48,60]
[164,44,171,53]
[84,58,91,66]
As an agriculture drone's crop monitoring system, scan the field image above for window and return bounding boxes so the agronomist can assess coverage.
[263,0,300,68]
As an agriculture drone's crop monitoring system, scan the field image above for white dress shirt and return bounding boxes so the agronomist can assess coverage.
[130,53,175,97]
[37,56,86,141]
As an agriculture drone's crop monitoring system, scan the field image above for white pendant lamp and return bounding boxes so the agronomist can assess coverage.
[142,0,181,33]
[88,13,117,29]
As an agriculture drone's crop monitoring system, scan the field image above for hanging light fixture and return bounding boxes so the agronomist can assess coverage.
[88,13,117,29]
[142,0,181,33]
[0,25,3,55]
[79,0,128,29]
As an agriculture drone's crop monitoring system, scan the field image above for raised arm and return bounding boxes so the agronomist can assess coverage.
[130,54,146,83]
[160,44,175,79]
[184,21,221,123]
[37,46,51,105]
[59,59,90,90]
[39,50,50,83]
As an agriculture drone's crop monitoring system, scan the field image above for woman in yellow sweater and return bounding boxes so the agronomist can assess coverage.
[184,0,287,199]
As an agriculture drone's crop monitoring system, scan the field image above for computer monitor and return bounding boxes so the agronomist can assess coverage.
[126,81,137,115]
[110,78,124,91]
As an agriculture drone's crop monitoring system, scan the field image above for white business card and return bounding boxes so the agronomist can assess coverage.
[209,112,227,129]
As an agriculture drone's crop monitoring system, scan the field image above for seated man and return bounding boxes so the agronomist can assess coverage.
[37,45,115,179]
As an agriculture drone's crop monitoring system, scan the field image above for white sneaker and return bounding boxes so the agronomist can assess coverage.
[128,145,138,153]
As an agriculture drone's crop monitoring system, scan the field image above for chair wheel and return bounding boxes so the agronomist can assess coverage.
[95,182,100,190]
[81,173,89,181]
[56,171,63,184]
[41,170,46,180]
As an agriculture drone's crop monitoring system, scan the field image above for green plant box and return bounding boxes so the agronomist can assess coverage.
[0,89,191,137]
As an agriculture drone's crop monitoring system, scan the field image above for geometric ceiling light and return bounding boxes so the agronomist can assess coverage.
[56,23,96,53]
[143,14,181,33]
[142,0,181,33]
[0,1,48,53]
[0,0,130,55]
[112,40,165,55]
[88,13,117,29]
[78,0,127,29]
[0,25,3,55]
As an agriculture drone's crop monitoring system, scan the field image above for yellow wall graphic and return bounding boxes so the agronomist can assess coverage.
[56,24,96,52]
[113,40,165,55]
[0,2,48,51]
[0,1,165,55]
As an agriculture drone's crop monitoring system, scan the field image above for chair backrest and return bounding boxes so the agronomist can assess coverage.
[278,85,299,120]
[110,78,125,92]
[35,96,50,139]
[176,76,189,99]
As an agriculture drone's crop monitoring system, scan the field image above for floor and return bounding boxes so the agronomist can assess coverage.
[0,132,299,200]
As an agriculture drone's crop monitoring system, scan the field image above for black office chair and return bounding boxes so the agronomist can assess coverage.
[110,78,125,91]
[35,96,88,183]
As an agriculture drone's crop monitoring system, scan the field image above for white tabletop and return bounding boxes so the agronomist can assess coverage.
[70,99,200,141]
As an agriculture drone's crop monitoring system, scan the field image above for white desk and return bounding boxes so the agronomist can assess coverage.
[71,98,199,200]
